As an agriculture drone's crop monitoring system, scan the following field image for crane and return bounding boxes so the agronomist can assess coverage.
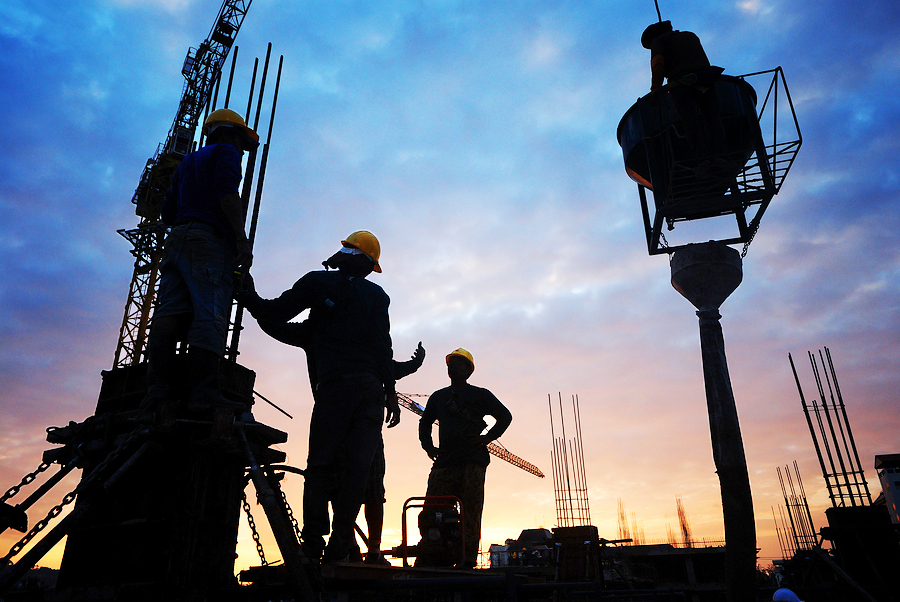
[397,393,545,478]
[113,0,253,368]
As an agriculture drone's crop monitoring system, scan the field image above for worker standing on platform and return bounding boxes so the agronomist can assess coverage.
[255,314,424,565]
[237,231,400,564]
[418,348,512,568]
[143,108,257,415]
[642,20,726,160]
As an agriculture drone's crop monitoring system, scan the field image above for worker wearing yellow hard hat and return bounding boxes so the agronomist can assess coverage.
[202,108,260,149]
[445,348,474,371]
[143,107,258,420]
[417,347,512,568]
[237,230,397,565]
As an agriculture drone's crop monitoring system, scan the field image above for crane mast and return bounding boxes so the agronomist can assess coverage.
[113,0,253,368]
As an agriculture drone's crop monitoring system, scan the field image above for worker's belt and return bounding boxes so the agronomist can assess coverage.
[174,220,224,239]
[316,371,382,391]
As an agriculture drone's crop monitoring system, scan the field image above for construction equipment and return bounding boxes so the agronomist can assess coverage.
[397,393,544,478]
[617,67,801,256]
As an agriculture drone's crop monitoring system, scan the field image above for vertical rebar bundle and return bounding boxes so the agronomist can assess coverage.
[773,460,817,558]
[789,347,872,508]
[548,393,591,527]
[676,495,693,548]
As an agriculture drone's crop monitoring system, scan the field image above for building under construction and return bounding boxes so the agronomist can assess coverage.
[766,349,900,602]
[2,3,898,602]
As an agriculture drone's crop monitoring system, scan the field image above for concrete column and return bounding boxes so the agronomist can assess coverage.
[671,241,756,602]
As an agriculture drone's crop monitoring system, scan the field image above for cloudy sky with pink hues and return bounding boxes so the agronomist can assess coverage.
[2,0,898,571]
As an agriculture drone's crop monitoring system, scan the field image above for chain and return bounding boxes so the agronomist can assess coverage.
[741,223,759,258]
[1,461,52,504]
[280,487,302,542]
[1,427,145,564]
[659,229,671,251]
[242,491,267,566]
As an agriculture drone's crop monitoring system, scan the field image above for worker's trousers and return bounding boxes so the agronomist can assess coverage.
[425,463,487,566]
[302,372,384,561]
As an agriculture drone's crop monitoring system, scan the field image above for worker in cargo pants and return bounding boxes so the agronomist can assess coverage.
[144,109,257,417]
[418,348,512,568]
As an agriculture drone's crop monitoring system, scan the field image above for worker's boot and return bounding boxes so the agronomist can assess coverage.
[140,339,180,430]
[143,342,173,407]
[186,347,246,413]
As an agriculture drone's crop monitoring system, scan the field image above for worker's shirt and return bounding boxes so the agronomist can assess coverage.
[255,318,421,389]
[419,384,512,469]
[650,30,710,82]
[239,270,395,394]
[161,142,242,245]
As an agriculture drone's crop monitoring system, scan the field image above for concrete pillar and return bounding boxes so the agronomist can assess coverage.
[671,241,756,602]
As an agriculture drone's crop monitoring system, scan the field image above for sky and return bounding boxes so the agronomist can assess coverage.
[2,0,899,575]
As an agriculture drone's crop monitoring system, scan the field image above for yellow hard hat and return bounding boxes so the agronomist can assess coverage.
[445,348,474,371]
[203,108,260,148]
[342,230,382,273]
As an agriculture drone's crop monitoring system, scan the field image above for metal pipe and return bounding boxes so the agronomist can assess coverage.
[558,393,576,523]
[811,351,853,505]
[819,349,863,502]
[251,43,272,131]
[230,53,282,361]
[794,351,836,506]
[243,57,258,124]
[223,44,239,108]
[825,347,871,503]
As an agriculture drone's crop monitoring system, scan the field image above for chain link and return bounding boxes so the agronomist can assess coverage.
[741,223,759,258]
[242,491,267,566]
[280,487,302,543]
[1,427,145,564]
[1,461,52,504]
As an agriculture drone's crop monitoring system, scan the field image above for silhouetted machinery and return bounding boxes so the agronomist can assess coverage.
[617,68,801,255]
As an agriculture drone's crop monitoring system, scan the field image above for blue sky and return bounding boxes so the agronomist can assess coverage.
[2,0,899,570]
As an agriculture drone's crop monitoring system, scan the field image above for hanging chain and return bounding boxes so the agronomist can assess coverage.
[1,461,52,504]
[1,427,145,564]
[280,487,302,542]
[242,491,267,566]
[741,223,759,258]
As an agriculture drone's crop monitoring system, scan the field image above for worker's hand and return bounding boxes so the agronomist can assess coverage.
[469,434,493,447]
[234,238,253,272]
[423,444,440,461]
[234,271,255,294]
[384,391,401,428]
[411,342,425,367]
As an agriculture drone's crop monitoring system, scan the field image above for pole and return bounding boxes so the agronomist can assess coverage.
[671,241,756,602]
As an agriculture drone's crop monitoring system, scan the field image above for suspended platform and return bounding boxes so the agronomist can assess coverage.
[617,68,801,255]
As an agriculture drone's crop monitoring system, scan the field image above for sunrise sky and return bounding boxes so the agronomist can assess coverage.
[2,0,898,573]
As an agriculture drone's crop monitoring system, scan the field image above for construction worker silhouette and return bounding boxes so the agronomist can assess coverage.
[237,231,399,564]
[642,21,727,162]
[418,348,512,568]
[144,109,258,418]
[255,313,424,565]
